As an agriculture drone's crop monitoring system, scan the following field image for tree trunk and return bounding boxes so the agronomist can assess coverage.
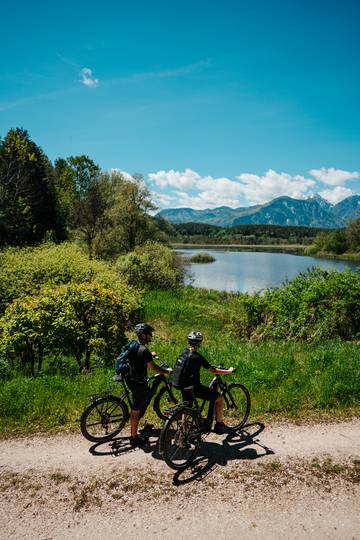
[84,347,91,372]
[37,344,43,372]
[75,351,83,372]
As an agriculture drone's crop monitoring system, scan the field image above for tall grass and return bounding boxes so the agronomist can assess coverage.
[0,286,358,436]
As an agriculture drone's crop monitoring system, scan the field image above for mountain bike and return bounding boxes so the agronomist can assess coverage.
[159,369,250,470]
[80,366,178,443]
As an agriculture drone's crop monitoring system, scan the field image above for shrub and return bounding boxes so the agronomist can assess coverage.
[0,281,142,374]
[0,241,135,313]
[116,241,185,289]
[188,252,215,263]
[228,268,360,341]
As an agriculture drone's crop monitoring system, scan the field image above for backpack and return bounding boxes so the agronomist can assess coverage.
[115,340,139,378]
[172,348,192,388]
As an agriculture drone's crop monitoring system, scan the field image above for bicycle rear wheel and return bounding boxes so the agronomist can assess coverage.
[153,385,179,421]
[223,383,251,430]
[159,408,201,470]
[80,396,128,443]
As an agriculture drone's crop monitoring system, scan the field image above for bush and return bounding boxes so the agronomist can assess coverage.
[228,268,360,341]
[0,241,135,313]
[116,241,185,289]
[188,252,215,263]
[0,281,142,374]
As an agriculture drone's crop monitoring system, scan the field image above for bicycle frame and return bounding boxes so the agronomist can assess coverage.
[197,373,227,416]
[89,372,170,411]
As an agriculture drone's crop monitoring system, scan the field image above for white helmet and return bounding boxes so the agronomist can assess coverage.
[187,331,203,344]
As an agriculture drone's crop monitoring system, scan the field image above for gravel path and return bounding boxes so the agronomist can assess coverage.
[0,419,359,539]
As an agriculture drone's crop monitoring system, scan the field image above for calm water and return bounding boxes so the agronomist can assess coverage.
[178,249,359,293]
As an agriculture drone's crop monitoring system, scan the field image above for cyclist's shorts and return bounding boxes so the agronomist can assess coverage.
[181,384,220,406]
[127,381,153,412]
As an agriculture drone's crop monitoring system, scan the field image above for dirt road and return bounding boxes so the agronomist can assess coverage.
[1,419,359,539]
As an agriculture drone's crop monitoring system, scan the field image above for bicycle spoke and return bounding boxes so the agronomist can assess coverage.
[223,384,250,429]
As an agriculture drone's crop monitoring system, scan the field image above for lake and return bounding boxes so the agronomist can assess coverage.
[177,248,359,293]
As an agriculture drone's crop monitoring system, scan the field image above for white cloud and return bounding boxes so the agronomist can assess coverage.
[152,192,179,208]
[235,169,315,205]
[319,186,354,204]
[173,190,243,210]
[149,168,246,209]
[309,167,359,186]
[149,168,201,189]
[80,67,99,88]
[149,167,359,210]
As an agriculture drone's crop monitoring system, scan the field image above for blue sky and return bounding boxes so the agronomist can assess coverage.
[1,0,360,209]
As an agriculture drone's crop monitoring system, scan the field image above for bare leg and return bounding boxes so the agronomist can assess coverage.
[214,395,225,423]
[130,410,141,437]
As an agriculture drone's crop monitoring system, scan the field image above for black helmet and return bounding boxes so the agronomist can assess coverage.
[134,323,155,336]
[187,331,203,344]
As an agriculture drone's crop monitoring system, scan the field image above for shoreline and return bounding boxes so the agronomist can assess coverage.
[171,244,360,262]
[171,243,306,254]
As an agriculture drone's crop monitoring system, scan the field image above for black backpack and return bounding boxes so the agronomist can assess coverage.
[115,340,139,378]
[172,348,192,388]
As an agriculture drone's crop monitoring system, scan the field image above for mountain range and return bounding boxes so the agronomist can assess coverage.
[156,194,360,228]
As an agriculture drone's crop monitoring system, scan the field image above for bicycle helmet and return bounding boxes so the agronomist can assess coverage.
[187,331,203,344]
[134,323,155,336]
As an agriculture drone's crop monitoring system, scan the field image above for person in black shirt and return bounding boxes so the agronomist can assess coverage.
[128,323,171,447]
[178,331,235,434]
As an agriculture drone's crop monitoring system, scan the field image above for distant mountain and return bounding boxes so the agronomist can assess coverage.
[332,195,360,222]
[156,194,360,228]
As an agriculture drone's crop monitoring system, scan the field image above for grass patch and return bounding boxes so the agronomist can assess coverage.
[0,286,359,436]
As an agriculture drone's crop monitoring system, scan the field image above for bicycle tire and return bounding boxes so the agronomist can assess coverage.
[159,408,201,470]
[223,383,251,430]
[153,385,179,421]
[80,395,128,443]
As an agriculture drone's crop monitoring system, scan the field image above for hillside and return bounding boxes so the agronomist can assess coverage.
[157,194,360,228]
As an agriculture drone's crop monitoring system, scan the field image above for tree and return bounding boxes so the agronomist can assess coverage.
[0,281,140,374]
[347,218,360,252]
[54,155,109,258]
[94,172,157,259]
[0,128,63,246]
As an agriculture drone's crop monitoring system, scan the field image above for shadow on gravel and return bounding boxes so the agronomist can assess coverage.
[87,422,274,487]
[88,425,161,457]
[171,422,275,486]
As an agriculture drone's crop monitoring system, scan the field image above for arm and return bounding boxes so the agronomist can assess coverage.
[200,354,234,375]
[208,366,235,375]
[148,360,172,375]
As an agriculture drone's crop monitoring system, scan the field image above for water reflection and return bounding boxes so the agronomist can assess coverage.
[178,249,358,293]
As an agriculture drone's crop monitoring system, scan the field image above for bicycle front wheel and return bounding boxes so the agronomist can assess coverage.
[80,396,128,443]
[159,408,201,470]
[153,385,179,421]
[223,383,251,430]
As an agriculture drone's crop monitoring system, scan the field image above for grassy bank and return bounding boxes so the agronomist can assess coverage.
[307,251,360,262]
[0,287,359,437]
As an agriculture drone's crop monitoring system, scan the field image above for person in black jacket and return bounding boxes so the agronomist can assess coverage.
[175,331,235,434]
[128,323,171,447]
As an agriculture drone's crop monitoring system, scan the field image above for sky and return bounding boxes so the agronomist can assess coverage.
[1,0,360,210]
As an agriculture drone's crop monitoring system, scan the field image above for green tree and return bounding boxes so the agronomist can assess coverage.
[54,155,109,258]
[0,128,63,246]
[0,281,141,374]
[347,218,360,252]
[94,172,158,259]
